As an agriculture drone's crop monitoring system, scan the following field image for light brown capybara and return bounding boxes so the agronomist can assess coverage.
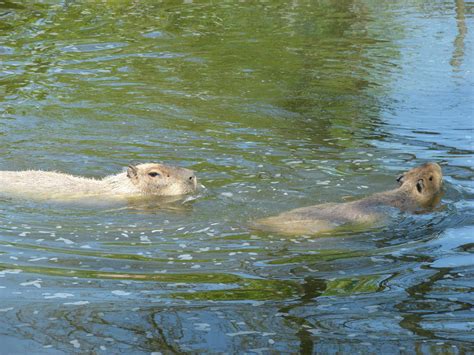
[253,163,443,236]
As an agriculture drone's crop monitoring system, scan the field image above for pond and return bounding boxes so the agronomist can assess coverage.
[0,1,473,353]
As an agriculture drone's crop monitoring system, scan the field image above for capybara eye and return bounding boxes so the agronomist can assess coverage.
[148,172,160,177]
[429,176,433,181]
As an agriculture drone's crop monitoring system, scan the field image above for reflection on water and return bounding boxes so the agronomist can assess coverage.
[451,0,468,70]
[0,0,473,353]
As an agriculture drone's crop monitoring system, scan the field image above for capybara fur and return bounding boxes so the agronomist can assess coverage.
[0,163,197,201]
[253,163,443,236]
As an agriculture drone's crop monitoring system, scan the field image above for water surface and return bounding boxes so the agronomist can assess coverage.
[0,1,473,353]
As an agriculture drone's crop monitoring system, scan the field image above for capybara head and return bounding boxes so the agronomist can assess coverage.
[127,163,197,196]
[396,163,443,207]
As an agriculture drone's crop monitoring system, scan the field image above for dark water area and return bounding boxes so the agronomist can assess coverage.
[0,1,473,353]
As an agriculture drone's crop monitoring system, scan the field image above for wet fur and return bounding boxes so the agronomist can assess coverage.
[0,163,197,200]
[254,163,443,236]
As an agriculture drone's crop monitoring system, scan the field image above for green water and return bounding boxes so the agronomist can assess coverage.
[0,1,473,353]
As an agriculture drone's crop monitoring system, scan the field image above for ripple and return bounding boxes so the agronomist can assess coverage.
[0,45,14,55]
[141,30,173,39]
[59,42,128,53]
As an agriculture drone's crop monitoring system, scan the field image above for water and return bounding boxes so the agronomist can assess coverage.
[0,1,473,353]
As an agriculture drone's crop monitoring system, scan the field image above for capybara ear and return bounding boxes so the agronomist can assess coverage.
[127,165,138,180]
[396,174,405,185]
[416,179,424,193]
